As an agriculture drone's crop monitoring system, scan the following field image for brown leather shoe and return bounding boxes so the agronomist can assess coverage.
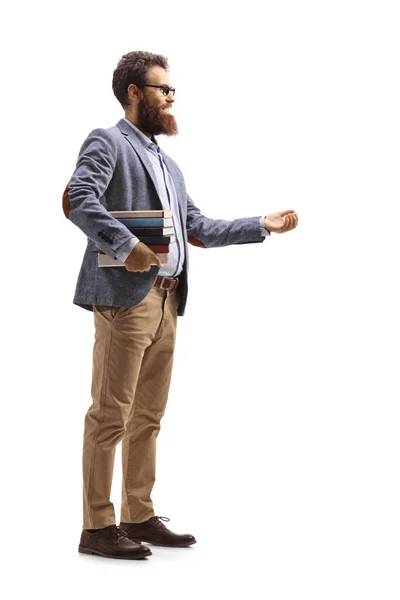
[120,516,197,548]
[78,524,152,559]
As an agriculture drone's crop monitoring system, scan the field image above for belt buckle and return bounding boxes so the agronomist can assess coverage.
[159,276,177,290]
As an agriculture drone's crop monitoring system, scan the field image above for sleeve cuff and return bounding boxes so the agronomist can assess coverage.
[114,237,140,262]
[259,215,271,236]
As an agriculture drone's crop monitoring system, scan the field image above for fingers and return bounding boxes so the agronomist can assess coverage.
[286,214,295,231]
[279,215,291,233]
[286,214,293,231]
[279,212,298,233]
[127,262,156,272]
[153,253,163,269]
[125,262,149,272]
[287,213,298,230]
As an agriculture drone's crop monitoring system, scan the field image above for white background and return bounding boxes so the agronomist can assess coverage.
[1,0,400,598]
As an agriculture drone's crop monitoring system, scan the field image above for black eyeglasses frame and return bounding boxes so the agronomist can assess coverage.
[143,84,176,97]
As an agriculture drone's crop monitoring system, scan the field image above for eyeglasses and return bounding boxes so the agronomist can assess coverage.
[143,84,176,97]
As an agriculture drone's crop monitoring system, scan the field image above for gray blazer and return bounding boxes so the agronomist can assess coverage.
[64,118,266,316]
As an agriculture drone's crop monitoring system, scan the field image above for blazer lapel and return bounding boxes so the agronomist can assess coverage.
[116,119,162,203]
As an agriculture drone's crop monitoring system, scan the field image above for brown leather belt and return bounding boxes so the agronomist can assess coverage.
[154,275,180,290]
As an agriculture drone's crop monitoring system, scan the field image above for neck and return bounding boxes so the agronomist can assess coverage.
[124,113,153,140]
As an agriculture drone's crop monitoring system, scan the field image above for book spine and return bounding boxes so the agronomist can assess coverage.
[126,227,173,236]
[117,217,172,227]
[109,210,172,218]
[131,235,174,244]
[145,245,170,252]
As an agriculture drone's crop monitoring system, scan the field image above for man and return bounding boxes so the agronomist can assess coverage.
[64,50,298,560]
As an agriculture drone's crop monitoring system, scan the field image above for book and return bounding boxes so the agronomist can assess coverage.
[126,226,174,237]
[99,210,175,268]
[117,217,173,228]
[98,252,169,268]
[109,210,173,218]
[133,244,170,253]
[132,235,176,244]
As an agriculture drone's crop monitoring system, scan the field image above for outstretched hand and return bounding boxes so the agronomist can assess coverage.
[264,210,298,234]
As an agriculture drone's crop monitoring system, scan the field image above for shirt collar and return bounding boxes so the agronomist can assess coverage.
[123,117,159,151]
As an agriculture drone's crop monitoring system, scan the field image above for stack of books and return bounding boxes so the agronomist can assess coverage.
[98,209,175,267]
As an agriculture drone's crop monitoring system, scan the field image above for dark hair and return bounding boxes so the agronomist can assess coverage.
[112,51,169,108]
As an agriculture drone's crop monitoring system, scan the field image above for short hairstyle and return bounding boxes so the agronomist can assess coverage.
[112,50,169,108]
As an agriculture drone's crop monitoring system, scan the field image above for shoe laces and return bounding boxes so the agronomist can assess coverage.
[107,525,128,543]
[149,516,170,530]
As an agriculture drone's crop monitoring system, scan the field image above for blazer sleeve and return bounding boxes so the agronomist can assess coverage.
[185,193,267,248]
[65,128,137,256]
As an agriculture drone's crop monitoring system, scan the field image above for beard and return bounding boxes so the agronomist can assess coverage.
[137,94,178,137]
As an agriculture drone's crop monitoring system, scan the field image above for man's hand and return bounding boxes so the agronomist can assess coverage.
[124,242,163,272]
[264,210,298,234]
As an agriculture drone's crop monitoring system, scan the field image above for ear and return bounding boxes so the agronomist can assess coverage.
[127,83,141,102]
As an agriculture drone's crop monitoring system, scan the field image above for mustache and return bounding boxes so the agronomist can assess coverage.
[158,103,172,112]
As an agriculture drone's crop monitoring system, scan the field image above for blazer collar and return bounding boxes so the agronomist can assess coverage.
[117,117,158,146]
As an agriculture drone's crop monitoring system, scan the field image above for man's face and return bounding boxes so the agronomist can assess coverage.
[137,66,178,137]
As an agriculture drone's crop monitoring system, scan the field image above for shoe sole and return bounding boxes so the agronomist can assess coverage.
[78,545,152,559]
[130,538,197,548]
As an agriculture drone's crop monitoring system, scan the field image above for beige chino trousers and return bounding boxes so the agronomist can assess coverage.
[82,284,180,529]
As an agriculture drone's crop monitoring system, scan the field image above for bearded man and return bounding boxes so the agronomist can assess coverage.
[64,50,298,560]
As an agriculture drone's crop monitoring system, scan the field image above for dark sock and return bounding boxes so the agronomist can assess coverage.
[86,525,111,532]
